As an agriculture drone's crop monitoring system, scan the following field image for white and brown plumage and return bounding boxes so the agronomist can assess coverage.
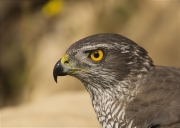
[53,34,180,128]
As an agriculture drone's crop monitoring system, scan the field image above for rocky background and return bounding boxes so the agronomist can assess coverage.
[1,0,180,127]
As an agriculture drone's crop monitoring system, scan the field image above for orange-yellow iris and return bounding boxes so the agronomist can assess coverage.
[90,50,104,62]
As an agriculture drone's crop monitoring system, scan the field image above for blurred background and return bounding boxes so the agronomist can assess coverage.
[0,0,180,127]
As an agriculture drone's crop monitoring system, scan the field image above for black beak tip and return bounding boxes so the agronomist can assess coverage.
[53,60,61,83]
[53,74,58,83]
[53,59,68,83]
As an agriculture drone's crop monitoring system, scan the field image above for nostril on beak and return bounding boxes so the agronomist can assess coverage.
[64,60,69,64]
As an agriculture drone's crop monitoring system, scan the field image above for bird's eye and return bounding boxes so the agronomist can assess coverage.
[90,50,104,62]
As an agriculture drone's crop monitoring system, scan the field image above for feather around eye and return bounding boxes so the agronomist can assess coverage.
[90,50,104,62]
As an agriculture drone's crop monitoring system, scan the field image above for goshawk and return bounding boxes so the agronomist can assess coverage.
[53,33,180,128]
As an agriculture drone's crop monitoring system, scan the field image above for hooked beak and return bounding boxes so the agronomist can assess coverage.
[53,59,69,83]
[53,54,70,83]
[53,54,87,83]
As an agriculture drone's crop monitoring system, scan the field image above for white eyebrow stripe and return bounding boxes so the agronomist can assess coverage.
[80,43,118,51]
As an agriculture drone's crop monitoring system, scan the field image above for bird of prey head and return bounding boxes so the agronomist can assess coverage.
[53,34,180,128]
[53,34,154,90]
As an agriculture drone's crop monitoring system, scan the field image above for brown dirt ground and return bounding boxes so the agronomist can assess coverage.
[1,91,99,128]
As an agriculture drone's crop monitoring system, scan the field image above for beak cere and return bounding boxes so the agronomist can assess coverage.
[53,59,68,83]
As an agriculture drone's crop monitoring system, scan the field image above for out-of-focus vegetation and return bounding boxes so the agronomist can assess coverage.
[42,0,63,16]
[0,0,179,108]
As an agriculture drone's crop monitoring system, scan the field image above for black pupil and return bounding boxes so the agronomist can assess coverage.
[94,51,99,58]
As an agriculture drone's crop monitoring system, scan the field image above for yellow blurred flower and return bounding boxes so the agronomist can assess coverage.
[42,0,63,17]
